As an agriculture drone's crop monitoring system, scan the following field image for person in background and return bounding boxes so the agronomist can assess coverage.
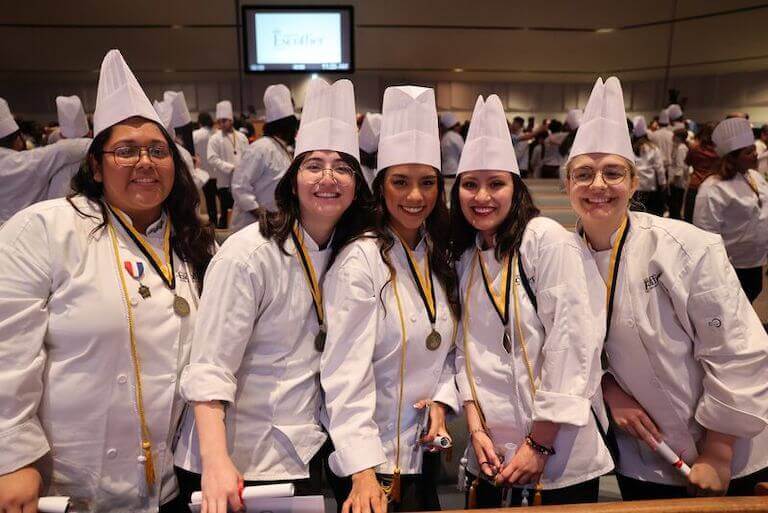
[667,128,690,219]
[231,84,297,232]
[46,95,92,199]
[208,100,248,228]
[540,119,566,179]
[0,48,215,513]
[631,116,666,216]
[154,99,210,192]
[194,112,218,226]
[528,130,548,178]
[694,117,768,303]
[509,116,531,176]
[683,122,719,223]
[755,124,768,155]
[566,76,768,502]
[440,112,464,177]
[359,112,382,189]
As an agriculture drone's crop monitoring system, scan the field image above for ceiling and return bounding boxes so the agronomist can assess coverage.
[2,0,768,85]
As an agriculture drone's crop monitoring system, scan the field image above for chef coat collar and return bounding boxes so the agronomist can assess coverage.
[390,226,428,254]
[474,231,497,252]
[576,211,637,252]
[108,206,168,239]
[295,222,335,252]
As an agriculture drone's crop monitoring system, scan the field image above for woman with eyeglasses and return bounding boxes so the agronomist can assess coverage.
[451,95,611,508]
[172,78,373,513]
[565,77,768,501]
[0,50,215,512]
[320,86,459,513]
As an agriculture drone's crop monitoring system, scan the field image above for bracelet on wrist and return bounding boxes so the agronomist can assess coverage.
[525,435,556,456]
[469,428,487,439]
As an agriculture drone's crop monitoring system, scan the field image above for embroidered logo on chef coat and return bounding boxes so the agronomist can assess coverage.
[643,272,663,292]
[708,318,722,328]
[177,270,189,282]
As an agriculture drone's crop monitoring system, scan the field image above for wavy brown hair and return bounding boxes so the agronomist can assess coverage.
[67,120,215,293]
[364,167,460,319]
[450,173,540,263]
[256,151,375,270]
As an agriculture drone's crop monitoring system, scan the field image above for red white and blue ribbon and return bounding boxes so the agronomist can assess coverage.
[124,260,146,281]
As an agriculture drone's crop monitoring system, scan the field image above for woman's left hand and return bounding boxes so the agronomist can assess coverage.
[415,400,451,452]
[495,442,548,486]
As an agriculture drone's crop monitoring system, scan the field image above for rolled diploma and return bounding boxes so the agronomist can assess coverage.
[654,440,691,477]
[38,496,70,513]
[191,483,295,505]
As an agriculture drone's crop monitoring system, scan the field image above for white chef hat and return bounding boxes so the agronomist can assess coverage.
[56,95,89,139]
[567,77,634,165]
[666,104,683,121]
[566,108,583,129]
[377,86,441,173]
[658,108,670,125]
[163,91,192,128]
[153,100,175,137]
[294,78,359,161]
[93,49,162,138]
[457,95,518,175]
[632,115,647,138]
[264,84,294,123]
[359,113,382,154]
[439,112,459,129]
[216,100,233,121]
[0,98,18,139]
[712,117,754,157]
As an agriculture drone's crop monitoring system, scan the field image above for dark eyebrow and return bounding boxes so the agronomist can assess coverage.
[110,138,167,147]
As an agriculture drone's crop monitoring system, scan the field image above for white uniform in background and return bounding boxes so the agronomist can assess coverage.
[231,84,295,231]
[455,219,613,488]
[45,96,91,199]
[542,131,568,168]
[584,211,768,485]
[0,138,90,223]
[0,197,200,511]
[207,129,248,189]
[230,137,292,231]
[648,127,674,172]
[669,141,690,189]
[154,99,209,190]
[756,139,767,156]
[634,144,666,192]
[440,129,464,177]
[192,126,213,178]
[321,235,459,476]
[174,224,327,480]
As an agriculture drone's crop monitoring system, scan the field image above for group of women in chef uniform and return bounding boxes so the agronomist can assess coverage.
[0,49,767,513]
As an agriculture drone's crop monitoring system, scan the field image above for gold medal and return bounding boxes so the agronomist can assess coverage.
[478,249,513,353]
[291,225,327,352]
[426,329,442,351]
[173,295,190,317]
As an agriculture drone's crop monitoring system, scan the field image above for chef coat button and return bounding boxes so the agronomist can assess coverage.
[410,315,417,323]
[475,377,481,384]
[170,374,177,383]
[441,313,448,321]
[625,319,635,328]
[117,374,128,385]
[106,448,118,459]
[387,423,394,430]
[130,296,139,307]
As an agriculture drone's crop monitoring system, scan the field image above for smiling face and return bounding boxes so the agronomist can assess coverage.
[565,153,637,227]
[383,164,439,239]
[92,117,175,222]
[458,170,515,245]
[295,150,356,227]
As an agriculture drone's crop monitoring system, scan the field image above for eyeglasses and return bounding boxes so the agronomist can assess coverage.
[299,161,355,185]
[101,145,172,167]
[569,165,629,186]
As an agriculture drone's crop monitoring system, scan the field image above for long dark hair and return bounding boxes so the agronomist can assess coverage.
[67,120,215,292]
[257,151,374,269]
[450,173,540,263]
[263,115,299,147]
[365,167,460,319]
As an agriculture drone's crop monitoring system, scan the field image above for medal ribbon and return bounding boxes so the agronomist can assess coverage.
[477,249,512,328]
[602,216,630,341]
[744,172,763,207]
[107,204,176,291]
[393,230,437,325]
[291,224,325,328]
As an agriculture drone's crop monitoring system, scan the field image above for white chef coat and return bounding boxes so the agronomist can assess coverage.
[584,211,768,486]
[207,129,249,189]
[192,127,213,176]
[541,132,568,168]
[669,142,690,189]
[440,130,464,176]
[0,196,200,512]
[361,164,376,190]
[230,136,292,232]
[321,234,460,477]
[693,170,768,269]
[455,217,613,489]
[648,128,674,169]
[754,139,766,156]
[176,143,209,190]
[0,138,90,224]
[175,222,328,481]
[634,144,666,192]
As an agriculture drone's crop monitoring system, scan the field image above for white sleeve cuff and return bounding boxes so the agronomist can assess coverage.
[0,418,50,475]
[533,390,591,427]
[180,363,237,404]
[328,436,387,477]
[696,394,768,438]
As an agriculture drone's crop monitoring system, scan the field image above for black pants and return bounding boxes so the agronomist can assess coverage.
[616,465,768,500]
[735,266,764,303]
[465,473,600,507]
[668,185,685,220]
[683,188,698,223]
[216,187,233,228]
[322,443,441,512]
[202,178,218,227]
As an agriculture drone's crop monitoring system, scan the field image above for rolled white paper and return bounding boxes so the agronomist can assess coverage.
[38,496,70,513]
[190,483,294,505]
[654,440,691,477]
